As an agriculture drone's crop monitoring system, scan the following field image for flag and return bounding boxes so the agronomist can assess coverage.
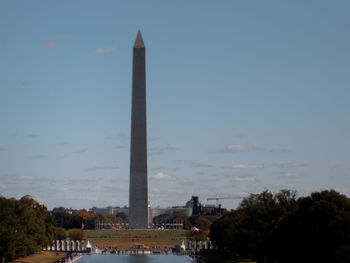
[191,226,199,232]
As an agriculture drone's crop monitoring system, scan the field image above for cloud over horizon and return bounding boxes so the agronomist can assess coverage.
[230,164,264,169]
[218,144,261,154]
[150,145,175,155]
[279,162,307,169]
[94,45,116,54]
[151,172,169,180]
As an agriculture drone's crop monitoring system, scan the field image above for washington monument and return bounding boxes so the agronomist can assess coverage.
[129,30,150,229]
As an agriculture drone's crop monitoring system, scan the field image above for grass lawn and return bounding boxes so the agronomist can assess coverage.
[12,252,66,263]
[85,229,190,250]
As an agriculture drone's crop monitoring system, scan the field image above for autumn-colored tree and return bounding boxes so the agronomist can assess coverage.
[68,228,86,241]
[54,227,67,240]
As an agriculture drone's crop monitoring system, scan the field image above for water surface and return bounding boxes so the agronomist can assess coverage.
[78,254,188,263]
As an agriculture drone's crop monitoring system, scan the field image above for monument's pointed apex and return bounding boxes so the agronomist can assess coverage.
[134,30,145,48]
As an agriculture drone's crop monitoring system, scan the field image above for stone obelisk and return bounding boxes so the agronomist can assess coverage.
[129,30,149,229]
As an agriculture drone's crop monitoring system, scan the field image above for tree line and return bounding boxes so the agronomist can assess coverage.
[210,189,350,263]
[0,197,55,263]
[51,207,127,230]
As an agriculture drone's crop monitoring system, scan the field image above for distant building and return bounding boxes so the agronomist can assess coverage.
[151,206,192,218]
[21,195,37,202]
[185,196,227,216]
[89,195,227,220]
[89,206,129,216]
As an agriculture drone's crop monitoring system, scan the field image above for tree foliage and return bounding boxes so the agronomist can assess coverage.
[189,215,213,240]
[52,208,125,230]
[210,189,350,263]
[54,227,67,240]
[153,211,191,229]
[0,197,55,262]
[68,228,86,241]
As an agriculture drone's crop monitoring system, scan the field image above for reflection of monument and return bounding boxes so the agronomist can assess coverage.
[129,31,149,229]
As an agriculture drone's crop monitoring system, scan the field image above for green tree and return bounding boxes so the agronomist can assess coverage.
[0,196,55,262]
[275,190,350,263]
[210,190,297,262]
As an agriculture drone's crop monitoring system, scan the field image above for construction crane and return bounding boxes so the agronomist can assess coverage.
[207,196,243,206]
[206,196,244,216]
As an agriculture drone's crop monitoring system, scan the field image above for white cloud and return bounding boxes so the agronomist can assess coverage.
[219,144,260,153]
[231,164,264,169]
[150,145,175,155]
[0,184,7,189]
[283,172,299,177]
[91,185,102,191]
[37,33,71,51]
[152,172,168,180]
[94,45,116,54]
[38,41,59,51]
[19,176,33,180]
[280,162,307,169]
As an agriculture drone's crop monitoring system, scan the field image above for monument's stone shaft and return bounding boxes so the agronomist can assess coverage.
[129,31,149,229]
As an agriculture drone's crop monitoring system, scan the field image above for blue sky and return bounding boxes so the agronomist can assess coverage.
[1,0,349,210]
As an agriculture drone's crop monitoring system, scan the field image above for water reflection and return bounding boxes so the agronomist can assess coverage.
[78,254,188,263]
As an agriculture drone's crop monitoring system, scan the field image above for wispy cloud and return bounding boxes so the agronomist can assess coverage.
[77,148,88,153]
[0,147,8,151]
[230,164,264,169]
[233,177,256,182]
[191,161,213,168]
[38,41,59,51]
[150,145,175,155]
[218,144,261,154]
[84,166,119,172]
[175,159,212,168]
[106,133,126,140]
[19,176,34,180]
[279,162,307,169]
[37,33,71,51]
[151,172,169,180]
[282,172,299,178]
[94,45,116,54]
